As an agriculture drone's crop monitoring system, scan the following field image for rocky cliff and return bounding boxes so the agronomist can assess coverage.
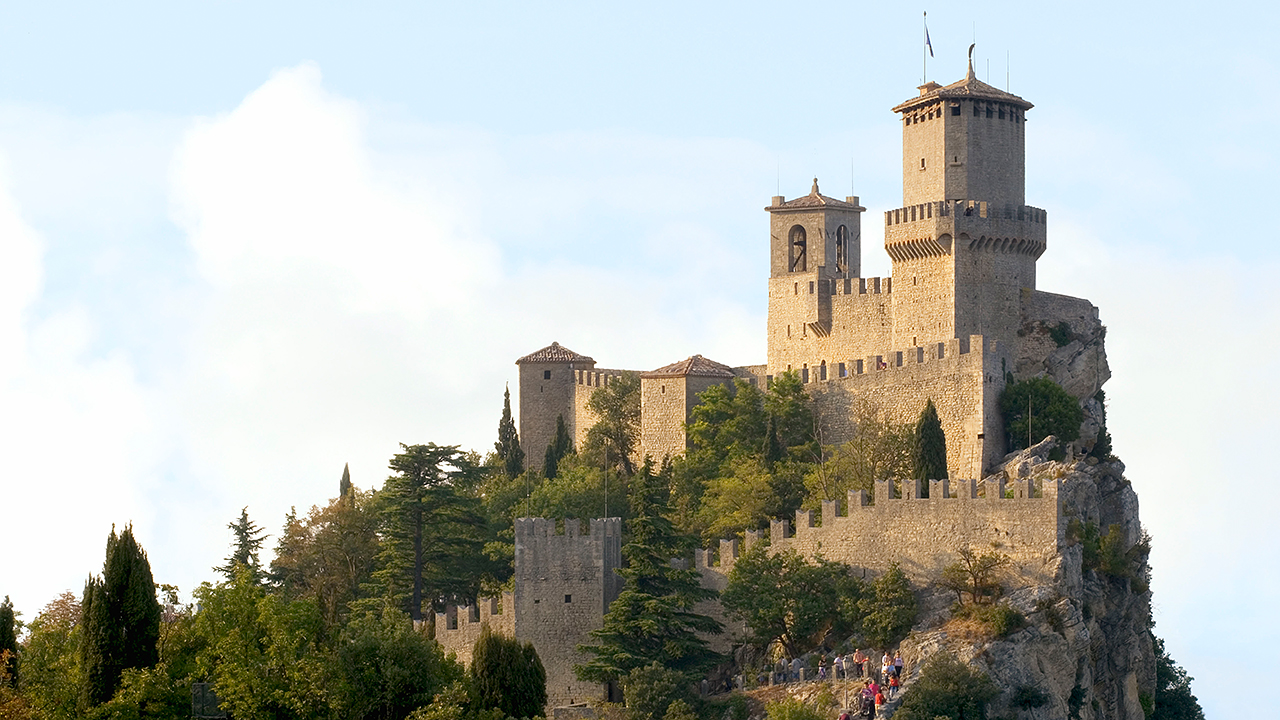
[900,439,1154,720]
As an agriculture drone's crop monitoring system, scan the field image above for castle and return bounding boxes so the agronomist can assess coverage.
[437,63,1110,709]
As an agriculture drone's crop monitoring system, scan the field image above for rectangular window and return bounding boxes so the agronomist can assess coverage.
[951,104,960,116]
[543,370,551,380]
[808,281,815,294]
[973,104,979,117]
[564,594,572,603]
[998,107,1005,119]
[838,362,847,377]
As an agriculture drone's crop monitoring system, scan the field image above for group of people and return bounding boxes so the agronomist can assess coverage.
[835,652,905,720]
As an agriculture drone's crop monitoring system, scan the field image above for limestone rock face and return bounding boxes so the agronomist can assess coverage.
[899,443,1154,720]
[1017,294,1111,400]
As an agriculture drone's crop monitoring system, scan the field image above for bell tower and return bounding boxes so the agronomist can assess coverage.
[886,60,1047,353]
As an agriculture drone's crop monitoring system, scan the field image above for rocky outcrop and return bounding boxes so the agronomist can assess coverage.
[1017,292,1111,400]
[898,441,1154,720]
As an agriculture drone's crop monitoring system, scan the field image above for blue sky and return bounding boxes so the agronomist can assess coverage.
[0,2,1275,716]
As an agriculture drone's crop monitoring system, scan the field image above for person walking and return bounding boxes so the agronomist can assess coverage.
[893,651,904,679]
[852,648,865,678]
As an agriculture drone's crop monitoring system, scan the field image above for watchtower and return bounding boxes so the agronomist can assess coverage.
[886,60,1047,353]
[516,342,595,463]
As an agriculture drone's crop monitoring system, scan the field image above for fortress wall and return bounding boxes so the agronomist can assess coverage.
[693,541,749,653]
[809,335,1008,478]
[955,243,1038,354]
[433,593,515,666]
[891,252,956,349]
[766,478,1062,587]
[570,368,627,452]
[767,275,894,375]
[640,375,691,462]
[514,517,622,707]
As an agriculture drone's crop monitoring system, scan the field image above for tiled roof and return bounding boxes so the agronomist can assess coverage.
[516,342,594,364]
[641,354,735,379]
[892,67,1033,113]
[768,178,861,211]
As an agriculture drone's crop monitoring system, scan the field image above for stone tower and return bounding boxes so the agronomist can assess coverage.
[887,62,1047,354]
[516,342,596,463]
[764,181,867,371]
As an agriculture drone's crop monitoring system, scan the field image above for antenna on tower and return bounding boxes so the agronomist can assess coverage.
[1007,50,1010,91]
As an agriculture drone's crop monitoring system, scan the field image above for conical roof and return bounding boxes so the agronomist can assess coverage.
[641,354,735,379]
[516,342,595,364]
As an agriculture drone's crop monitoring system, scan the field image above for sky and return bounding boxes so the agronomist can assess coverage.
[0,1,1275,716]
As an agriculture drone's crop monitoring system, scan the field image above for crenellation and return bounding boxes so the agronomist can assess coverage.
[930,478,950,499]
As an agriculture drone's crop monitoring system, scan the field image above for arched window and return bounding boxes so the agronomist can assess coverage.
[789,225,807,272]
[836,225,848,271]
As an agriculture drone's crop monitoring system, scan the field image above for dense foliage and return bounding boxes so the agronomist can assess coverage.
[912,398,947,488]
[80,525,162,709]
[1151,635,1205,720]
[999,376,1083,452]
[893,652,998,720]
[495,386,526,479]
[576,460,722,685]
[468,627,546,720]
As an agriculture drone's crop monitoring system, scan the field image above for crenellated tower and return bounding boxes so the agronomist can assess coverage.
[886,60,1047,354]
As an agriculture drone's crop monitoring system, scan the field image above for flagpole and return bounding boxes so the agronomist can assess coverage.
[923,12,927,83]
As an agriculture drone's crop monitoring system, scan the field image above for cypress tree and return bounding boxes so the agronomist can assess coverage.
[496,385,526,478]
[340,462,354,500]
[543,414,573,479]
[214,507,269,584]
[913,399,947,496]
[79,525,161,709]
[470,626,547,719]
[0,595,16,686]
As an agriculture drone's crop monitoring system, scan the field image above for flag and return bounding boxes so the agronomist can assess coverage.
[925,26,934,57]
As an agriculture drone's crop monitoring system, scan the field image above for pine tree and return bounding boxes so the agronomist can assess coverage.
[913,399,947,496]
[469,626,547,719]
[214,507,268,584]
[368,443,489,623]
[576,459,722,685]
[79,524,161,709]
[0,596,16,686]
[495,385,526,479]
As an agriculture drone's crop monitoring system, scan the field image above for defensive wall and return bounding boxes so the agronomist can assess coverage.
[571,368,627,451]
[807,334,1008,478]
[434,593,515,666]
[695,473,1063,591]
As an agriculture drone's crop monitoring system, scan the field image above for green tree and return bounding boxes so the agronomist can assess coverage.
[858,563,917,650]
[495,385,526,479]
[469,626,546,720]
[0,596,16,686]
[893,652,998,720]
[999,376,1083,452]
[20,592,81,720]
[620,662,690,720]
[542,415,573,480]
[938,546,1010,606]
[721,546,859,658]
[913,399,947,490]
[80,524,162,710]
[803,400,913,507]
[340,463,355,500]
[1151,635,1205,720]
[577,460,722,685]
[271,490,381,637]
[368,443,490,623]
[582,372,642,476]
[192,568,330,720]
[1088,389,1113,460]
[763,372,817,461]
[214,507,269,584]
[331,608,465,720]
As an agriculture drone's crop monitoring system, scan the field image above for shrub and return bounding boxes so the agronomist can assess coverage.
[999,376,1083,452]
[1011,684,1049,709]
[1048,321,1074,347]
[893,653,998,720]
[469,626,547,720]
[623,663,690,720]
[950,603,1027,639]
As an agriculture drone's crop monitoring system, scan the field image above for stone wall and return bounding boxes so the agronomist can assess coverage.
[570,368,626,452]
[808,334,1008,479]
[434,594,515,666]
[514,517,622,708]
[519,359,591,467]
[766,275,894,375]
[764,476,1063,587]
